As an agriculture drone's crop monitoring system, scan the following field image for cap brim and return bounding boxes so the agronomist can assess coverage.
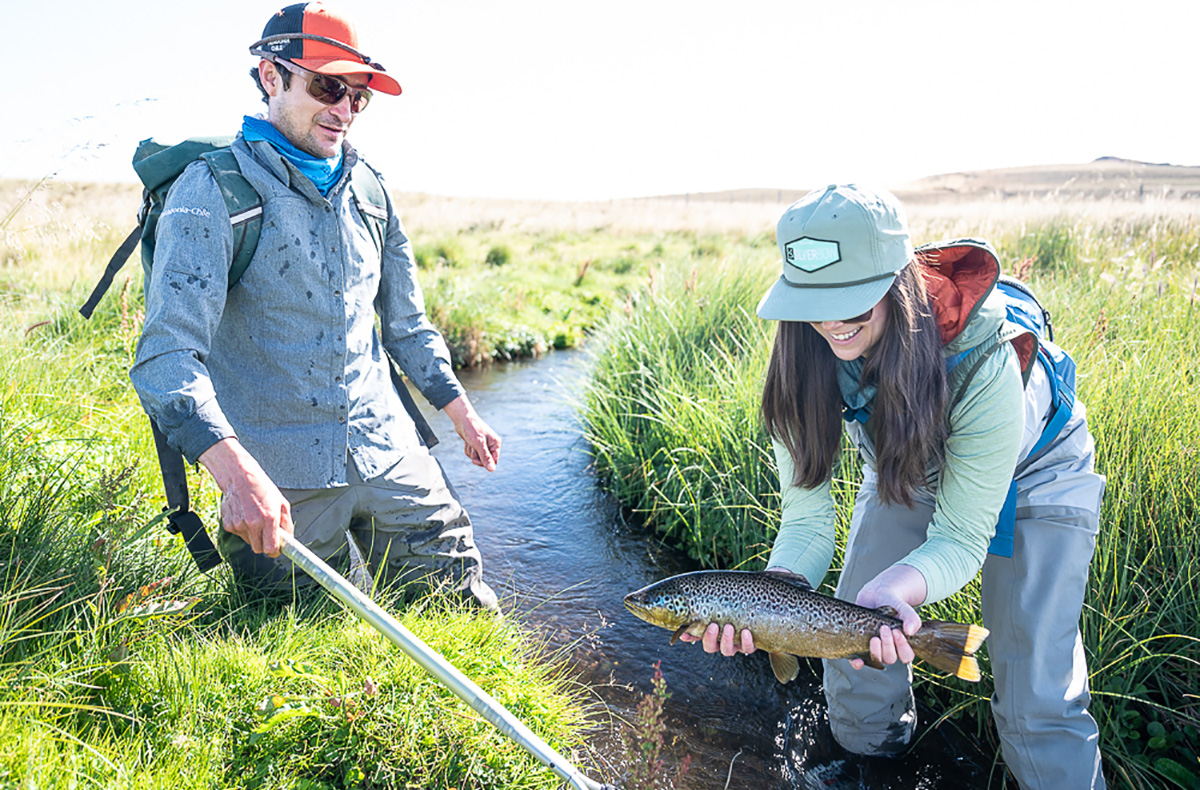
[756,270,896,323]
[293,58,402,95]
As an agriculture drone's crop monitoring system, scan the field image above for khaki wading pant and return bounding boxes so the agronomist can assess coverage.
[825,409,1106,790]
[218,449,496,610]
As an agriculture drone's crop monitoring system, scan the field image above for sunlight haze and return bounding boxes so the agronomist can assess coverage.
[7,0,1197,200]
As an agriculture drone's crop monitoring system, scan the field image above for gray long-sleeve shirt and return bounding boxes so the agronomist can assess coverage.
[130,135,463,489]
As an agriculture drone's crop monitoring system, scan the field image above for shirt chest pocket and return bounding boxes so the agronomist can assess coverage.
[222,199,339,346]
[234,197,340,295]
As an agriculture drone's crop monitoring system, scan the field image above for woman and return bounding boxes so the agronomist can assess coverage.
[687,184,1106,789]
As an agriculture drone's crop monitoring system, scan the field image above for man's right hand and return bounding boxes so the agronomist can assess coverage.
[199,437,293,557]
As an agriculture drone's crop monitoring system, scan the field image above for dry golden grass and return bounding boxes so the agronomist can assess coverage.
[386,192,785,234]
[4,158,1197,255]
[397,190,1199,240]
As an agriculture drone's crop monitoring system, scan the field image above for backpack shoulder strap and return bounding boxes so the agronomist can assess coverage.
[200,148,263,288]
[149,418,222,572]
[349,162,388,254]
[345,162,440,449]
[79,217,147,318]
[946,320,1037,412]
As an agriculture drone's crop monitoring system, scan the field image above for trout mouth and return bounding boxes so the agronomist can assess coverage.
[623,591,685,631]
[623,592,650,619]
[623,591,668,626]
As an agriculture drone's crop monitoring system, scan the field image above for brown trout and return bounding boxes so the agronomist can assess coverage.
[624,570,988,684]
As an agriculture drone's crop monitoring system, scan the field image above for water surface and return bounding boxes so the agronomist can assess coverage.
[421,352,1002,789]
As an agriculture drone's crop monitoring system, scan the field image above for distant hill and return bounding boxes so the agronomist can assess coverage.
[894,158,1200,203]
[647,158,1200,205]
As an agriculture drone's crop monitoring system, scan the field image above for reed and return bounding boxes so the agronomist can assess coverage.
[583,258,778,567]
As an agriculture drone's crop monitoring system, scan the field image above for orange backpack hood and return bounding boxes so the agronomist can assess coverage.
[914,239,1038,373]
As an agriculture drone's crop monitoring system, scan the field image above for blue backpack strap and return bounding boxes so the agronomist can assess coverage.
[1027,345,1076,460]
[945,277,1079,559]
[943,347,973,372]
[988,479,1019,557]
[985,348,1073,558]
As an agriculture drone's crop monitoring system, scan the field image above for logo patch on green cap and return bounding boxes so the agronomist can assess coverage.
[784,237,841,273]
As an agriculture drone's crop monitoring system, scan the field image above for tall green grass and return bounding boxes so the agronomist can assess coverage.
[583,261,777,566]
[583,216,1200,789]
[417,228,734,366]
[0,207,602,788]
[0,388,599,788]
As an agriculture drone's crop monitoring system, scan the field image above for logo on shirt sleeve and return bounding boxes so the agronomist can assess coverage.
[162,206,212,219]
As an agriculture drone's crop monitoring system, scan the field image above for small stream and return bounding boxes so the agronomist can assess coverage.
[418,351,1002,790]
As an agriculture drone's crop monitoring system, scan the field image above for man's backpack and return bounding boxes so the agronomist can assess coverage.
[80,137,437,572]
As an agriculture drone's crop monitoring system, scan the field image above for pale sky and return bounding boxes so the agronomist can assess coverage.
[6,0,1197,200]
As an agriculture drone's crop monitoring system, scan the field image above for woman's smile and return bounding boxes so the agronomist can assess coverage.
[810,298,889,360]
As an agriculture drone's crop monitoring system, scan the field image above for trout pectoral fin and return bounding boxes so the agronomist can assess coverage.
[769,652,800,684]
[670,623,698,645]
[852,652,886,671]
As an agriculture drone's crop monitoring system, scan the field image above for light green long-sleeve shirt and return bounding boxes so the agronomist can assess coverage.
[766,290,1026,604]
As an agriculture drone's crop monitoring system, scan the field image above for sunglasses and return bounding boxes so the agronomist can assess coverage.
[275,59,372,113]
[838,306,875,324]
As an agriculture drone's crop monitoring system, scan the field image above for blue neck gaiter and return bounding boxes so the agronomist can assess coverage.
[242,115,344,196]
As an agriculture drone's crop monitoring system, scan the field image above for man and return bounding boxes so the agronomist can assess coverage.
[131,2,501,610]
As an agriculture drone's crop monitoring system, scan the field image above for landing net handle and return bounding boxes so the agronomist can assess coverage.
[280,532,615,790]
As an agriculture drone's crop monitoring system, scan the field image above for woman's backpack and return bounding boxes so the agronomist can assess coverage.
[938,245,1078,557]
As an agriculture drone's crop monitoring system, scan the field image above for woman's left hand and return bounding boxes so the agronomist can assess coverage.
[678,566,797,656]
[849,564,928,669]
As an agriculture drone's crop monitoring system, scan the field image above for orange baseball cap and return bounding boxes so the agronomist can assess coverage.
[249,2,401,95]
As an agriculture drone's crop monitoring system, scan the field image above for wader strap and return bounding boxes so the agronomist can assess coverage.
[386,354,439,449]
[150,418,223,572]
[79,223,143,319]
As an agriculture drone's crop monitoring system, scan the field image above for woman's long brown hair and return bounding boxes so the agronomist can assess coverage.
[761,264,947,507]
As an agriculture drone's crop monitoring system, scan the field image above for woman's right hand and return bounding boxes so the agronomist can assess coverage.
[677,566,801,656]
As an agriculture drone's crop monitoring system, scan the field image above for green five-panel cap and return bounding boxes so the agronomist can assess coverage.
[756,184,913,322]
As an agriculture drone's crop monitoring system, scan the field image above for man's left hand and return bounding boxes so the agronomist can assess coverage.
[442,394,501,471]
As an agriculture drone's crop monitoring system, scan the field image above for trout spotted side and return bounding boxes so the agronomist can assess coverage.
[624,570,989,684]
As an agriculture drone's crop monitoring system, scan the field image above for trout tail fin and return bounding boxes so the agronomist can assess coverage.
[911,620,990,682]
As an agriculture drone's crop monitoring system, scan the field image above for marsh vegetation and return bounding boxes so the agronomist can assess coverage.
[2,175,1197,788]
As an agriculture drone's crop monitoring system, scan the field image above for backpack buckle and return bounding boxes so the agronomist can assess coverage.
[165,508,223,572]
[137,189,152,226]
